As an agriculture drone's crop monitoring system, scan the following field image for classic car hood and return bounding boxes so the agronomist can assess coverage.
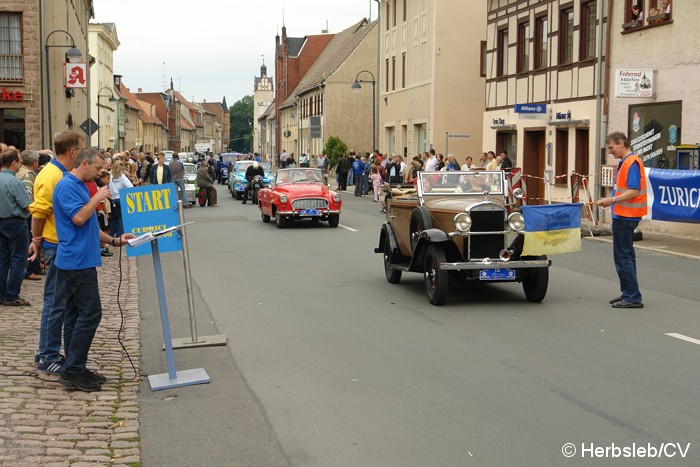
[274,184,330,197]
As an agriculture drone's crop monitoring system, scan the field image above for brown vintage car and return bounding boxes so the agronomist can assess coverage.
[375,171,550,305]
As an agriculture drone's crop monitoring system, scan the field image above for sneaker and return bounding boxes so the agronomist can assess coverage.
[101,249,113,257]
[59,372,101,392]
[84,369,107,384]
[609,296,623,304]
[611,300,644,309]
[37,359,65,375]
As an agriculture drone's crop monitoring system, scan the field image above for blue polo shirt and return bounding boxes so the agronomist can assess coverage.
[53,173,102,270]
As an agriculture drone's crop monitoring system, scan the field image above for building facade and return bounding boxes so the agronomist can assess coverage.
[253,62,274,155]
[483,0,606,204]
[1,1,93,151]
[88,22,118,149]
[379,0,486,161]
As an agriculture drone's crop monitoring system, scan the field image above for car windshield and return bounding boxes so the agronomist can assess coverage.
[221,154,239,164]
[275,168,325,185]
[183,164,196,175]
[236,161,271,174]
[417,171,504,196]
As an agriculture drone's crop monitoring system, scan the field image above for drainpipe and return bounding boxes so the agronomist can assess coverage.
[40,0,46,148]
[593,0,610,213]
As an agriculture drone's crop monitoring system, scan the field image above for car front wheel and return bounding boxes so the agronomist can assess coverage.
[423,244,448,306]
[275,211,286,228]
[328,214,339,228]
[521,257,549,303]
[261,207,270,223]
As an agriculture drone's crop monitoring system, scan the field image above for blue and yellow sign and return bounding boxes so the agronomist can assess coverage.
[121,183,182,257]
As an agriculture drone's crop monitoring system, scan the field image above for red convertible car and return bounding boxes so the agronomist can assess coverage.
[258,168,342,228]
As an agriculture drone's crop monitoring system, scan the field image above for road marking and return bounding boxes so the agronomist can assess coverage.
[338,224,358,232]
[665,333,700,346]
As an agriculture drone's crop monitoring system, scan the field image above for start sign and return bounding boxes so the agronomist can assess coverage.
[1,88,23,101]
[121,183,182,257]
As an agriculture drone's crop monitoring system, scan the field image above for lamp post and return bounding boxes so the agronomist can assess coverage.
[97,87,116,150]
[44,30,82,148]
[351,70,376,152]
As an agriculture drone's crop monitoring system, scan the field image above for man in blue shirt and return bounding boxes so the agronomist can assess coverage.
[352,153,365,197]
[0,149,32,306]
[53,148,133,392]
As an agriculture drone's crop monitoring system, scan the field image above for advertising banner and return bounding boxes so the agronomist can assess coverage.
[120,183,183,257]
[615,69,655,98]
[645,169,700,224]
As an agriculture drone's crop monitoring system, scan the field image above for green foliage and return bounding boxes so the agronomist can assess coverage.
[323,136,348,166]
[229,95,253,152]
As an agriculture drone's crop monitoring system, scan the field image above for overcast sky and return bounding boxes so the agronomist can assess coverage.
[92,0,378,107]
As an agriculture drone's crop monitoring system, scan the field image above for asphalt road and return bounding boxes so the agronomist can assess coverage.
[139,185,700,466]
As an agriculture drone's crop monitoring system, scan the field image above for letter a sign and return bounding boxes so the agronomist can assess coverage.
[65,63,87,89]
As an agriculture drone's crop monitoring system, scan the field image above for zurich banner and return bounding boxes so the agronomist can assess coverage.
[645,169,700,224]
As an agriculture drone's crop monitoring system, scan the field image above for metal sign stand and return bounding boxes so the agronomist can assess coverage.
[148,237,210,391]
[170,200,227,349]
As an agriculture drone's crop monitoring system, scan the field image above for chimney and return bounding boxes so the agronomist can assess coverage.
[138,87,142,92]
[322,20,329,34]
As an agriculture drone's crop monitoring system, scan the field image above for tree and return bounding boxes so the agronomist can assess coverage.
[324,136,348,166]
[229,95,253,152]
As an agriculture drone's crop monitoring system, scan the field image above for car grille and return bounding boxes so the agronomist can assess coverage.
[292,198,329,210]
[466,208,506,260]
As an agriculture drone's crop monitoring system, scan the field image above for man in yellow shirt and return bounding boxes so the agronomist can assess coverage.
[29,130,84,374]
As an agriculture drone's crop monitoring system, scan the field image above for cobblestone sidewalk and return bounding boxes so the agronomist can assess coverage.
[0,252,141,466]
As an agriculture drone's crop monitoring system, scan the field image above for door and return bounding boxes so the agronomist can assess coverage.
[523,129,545,204]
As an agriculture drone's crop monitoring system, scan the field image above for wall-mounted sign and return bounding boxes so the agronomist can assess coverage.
[615,69,655,98]
[492,118,506,125]
[555,110,572,120]
[0,88,23,101]
[65,63,87,89]
[515,103,546,114]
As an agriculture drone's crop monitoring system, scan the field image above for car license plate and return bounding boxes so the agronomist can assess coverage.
[479,268,515,281]
[300,209,318,217]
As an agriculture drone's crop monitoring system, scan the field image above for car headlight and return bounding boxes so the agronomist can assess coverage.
[280,195,289,204]
[453,212,472,232]
[332,193,341,202]
[508,212,525,232]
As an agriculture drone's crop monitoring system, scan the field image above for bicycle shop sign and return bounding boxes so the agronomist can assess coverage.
[0,88,24,101]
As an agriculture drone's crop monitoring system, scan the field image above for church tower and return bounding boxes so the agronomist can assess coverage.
[253,59,274,155]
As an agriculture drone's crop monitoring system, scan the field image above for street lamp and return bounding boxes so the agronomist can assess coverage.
[97,86,116,150]
[351,70,376,152]
[44,30,83,148]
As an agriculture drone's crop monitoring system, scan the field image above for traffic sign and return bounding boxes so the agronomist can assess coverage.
[80,118,99,136]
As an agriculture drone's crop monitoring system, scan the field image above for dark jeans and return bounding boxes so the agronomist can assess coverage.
[37,247,62,363]
[612,218,642,303]
[354,174,364,196]
[0,217,29,301]
[109,199,123,237]
[56,267,102,375]
[173,178,187,206]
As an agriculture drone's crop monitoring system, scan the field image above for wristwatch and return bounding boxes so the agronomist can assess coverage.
[111,237,117,246]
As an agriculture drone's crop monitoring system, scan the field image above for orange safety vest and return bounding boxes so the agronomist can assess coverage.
[614,153,648,218]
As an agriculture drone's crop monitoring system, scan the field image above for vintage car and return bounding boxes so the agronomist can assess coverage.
[228,160,272,199]
[375,170,550,306]
[258,168,342,228]
[217,152,244,184]
[182,162,197,205]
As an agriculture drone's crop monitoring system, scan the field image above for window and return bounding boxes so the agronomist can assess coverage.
[385,58,390,92]
[480,41,486,77]
[401,53,406,88]
[0,13,23,83]
[534,16,548,69]
[403,0,407,22]
[627,101,682,168]
[392,0,397,27]
[517,21,530,73]
[559,8,574,64]
[497,28,508,77]
[581,1,597,60]
[392,56,396,90]
[386,0,391,30]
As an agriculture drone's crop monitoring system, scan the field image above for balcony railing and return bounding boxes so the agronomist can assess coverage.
[0,54,23,83]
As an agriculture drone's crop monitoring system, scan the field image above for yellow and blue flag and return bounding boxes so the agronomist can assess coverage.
[522,203,583,255]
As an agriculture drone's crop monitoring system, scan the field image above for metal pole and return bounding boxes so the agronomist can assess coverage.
[177,199,199,342]
[593,0,605,219]
[372,80,376,151]
[445,132,449,156]
[45,45,52,148]
[97,97,101,149]
[151,239,177,380]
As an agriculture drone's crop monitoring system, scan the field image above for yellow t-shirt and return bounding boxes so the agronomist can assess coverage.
[29,161,65,244]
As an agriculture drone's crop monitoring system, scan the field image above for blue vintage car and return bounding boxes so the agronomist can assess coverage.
[228,160,272,199]
[217,153,244,184]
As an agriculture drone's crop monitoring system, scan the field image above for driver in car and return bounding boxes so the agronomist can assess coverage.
[242,161,265,204]
[305,170,322,182]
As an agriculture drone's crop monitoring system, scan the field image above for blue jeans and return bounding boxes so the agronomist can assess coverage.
[55,267,102,375]
[37,246,63,363]
[173,178,187,206]
[110,199,123,237]
[0,218,29,301]
[612,218,642,303]
[354,174,365,196]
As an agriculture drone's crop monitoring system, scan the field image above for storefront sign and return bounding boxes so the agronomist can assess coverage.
[0,88,23,101]
[492,118,506,125]
[646,169,700,224]
[628,102,681,168]
[515,103,546,114]
[615,69,655,98]
[65,63,87,89]
[555,110,572,120]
